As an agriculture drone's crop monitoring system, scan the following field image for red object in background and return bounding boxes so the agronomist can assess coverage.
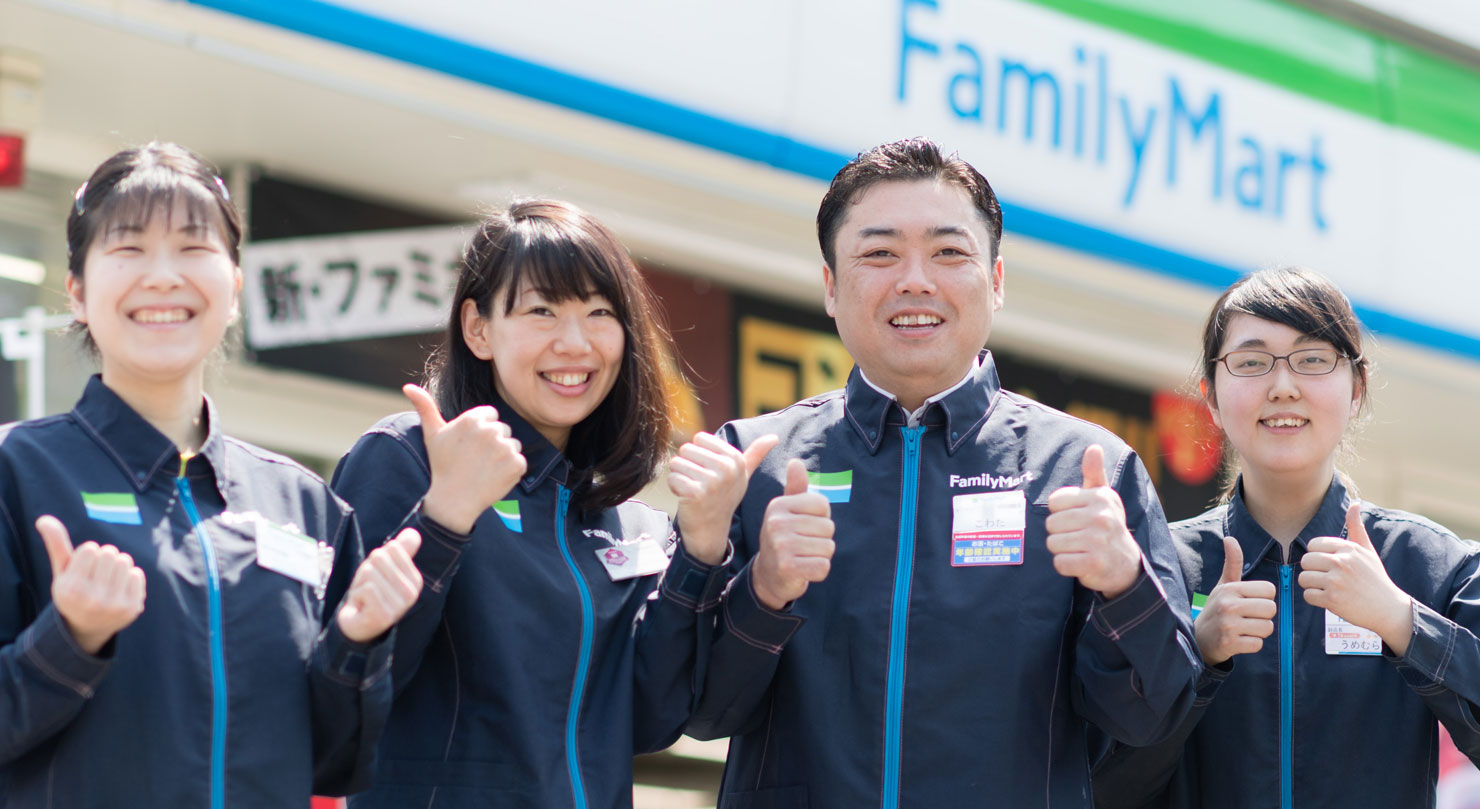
[1438,724,1480,809]
[0,134,23,188]
[1152,391,1223,486]
[310,798,343,809]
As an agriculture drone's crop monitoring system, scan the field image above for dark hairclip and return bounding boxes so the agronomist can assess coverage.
[73,181,88,216]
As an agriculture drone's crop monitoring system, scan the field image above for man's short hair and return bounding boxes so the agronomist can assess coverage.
[816,137,1003,269]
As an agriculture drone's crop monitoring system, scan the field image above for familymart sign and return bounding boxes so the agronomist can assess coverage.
[199,0,1480,355]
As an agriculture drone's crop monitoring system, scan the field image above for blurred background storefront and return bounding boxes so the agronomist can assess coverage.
[2,1,1480,806]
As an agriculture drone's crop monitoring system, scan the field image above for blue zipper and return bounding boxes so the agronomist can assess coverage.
[883,427,924,809]
[553,485,592,809]
[177,468,227,809]
[1279,563,1293,809]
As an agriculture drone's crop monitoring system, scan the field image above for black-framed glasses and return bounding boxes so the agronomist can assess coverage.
[1214,348,1354,377]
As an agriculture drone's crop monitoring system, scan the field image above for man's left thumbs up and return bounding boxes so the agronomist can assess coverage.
[1045,444,1143,598]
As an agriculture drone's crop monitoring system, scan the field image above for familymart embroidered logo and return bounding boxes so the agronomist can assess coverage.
[493,500,521,533]
[1191,592,1208,620]
[81,492,141,525]
[807,470,852,504]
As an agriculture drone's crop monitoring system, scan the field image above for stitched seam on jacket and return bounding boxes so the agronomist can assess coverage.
[1095,597,1164,642]
[1435,618,1458,681]
[721,602,793,654]
[22,636,94,698]
[441,619,461,759]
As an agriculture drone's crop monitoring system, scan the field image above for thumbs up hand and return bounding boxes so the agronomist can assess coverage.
[337,528,425,643]
[406,384,528,534]
[37,515,147,655]
[1194,537,1278,666]
[1300,503,1414,655]
[1045,445,1143,599]
[750,459,835,611]
[669,433,779,565]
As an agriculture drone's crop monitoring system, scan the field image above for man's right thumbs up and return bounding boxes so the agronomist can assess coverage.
[408,384,527,535]
[36,515,146,656]
[751,459,836,611]
[1192,535,1277,666]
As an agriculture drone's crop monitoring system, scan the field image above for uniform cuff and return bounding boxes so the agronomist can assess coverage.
[1089,555,1171,642]
[1193,657,1233,706]
[1388,599,1454,685]
[315,619,394,689]
[659,540,730,611]
[21,604,113,698]
[411,508,472,593]
[718,563,805,655]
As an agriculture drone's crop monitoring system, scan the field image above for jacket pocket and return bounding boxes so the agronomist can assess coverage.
[718,785,808,809]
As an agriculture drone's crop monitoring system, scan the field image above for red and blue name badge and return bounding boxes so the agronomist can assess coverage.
[951,490,1027,566]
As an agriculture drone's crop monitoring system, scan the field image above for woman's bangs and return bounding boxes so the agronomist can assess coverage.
[91,169,227,245]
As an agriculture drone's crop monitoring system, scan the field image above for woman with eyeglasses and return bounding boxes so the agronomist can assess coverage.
[1093,266,1480,808]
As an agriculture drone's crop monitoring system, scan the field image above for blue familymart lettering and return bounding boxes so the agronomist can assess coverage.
[898,0,1330,231]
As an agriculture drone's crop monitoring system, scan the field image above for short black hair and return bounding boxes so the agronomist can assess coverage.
[816,137,1002,269]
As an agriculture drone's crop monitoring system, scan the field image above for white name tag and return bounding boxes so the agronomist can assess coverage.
[255,520,327,587]
[1325,609,1382,655]
[595,537,670,581]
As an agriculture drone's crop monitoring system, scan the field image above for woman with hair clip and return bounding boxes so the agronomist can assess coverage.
[1093,266,1480,808]
[332,198,767,808]
[0,142,423,808]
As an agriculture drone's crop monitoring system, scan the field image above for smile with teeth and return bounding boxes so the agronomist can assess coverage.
[891,313,942,327]
[542,371,591,387]
[1261,417,1308,428]
[132,309,190,324]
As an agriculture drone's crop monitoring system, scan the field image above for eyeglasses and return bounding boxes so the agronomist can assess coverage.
[1213,348,1354,377]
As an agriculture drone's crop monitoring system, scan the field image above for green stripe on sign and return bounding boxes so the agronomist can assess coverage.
[1021,0,1480,155]
[81,492,138,508]
[807,470,852,487]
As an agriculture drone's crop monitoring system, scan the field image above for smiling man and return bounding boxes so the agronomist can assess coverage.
[687,138,1201,808]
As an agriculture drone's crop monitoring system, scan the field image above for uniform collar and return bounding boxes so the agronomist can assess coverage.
[1225,474,1352,569]
[490,392,572,494]
[844,350,1002,456]
[71,374,230,496]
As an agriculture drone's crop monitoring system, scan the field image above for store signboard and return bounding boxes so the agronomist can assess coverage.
[194,0,1480,355]
[241,224,466,349]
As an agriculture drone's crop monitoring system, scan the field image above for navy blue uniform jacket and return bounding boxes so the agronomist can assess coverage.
[332,399,728,809]
[688,353,1201,809]
[0,376,391,808]
[1093,477,1480,809]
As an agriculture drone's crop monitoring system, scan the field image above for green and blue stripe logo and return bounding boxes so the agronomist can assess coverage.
[1191,592,1208,620]
[493,500,521,533]
[81,492,141,525]
[807,470,852,504]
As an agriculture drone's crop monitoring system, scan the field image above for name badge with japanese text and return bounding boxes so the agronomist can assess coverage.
[951,490,1026,566]
[596,537,670,581]
[1325,610,1382,655]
